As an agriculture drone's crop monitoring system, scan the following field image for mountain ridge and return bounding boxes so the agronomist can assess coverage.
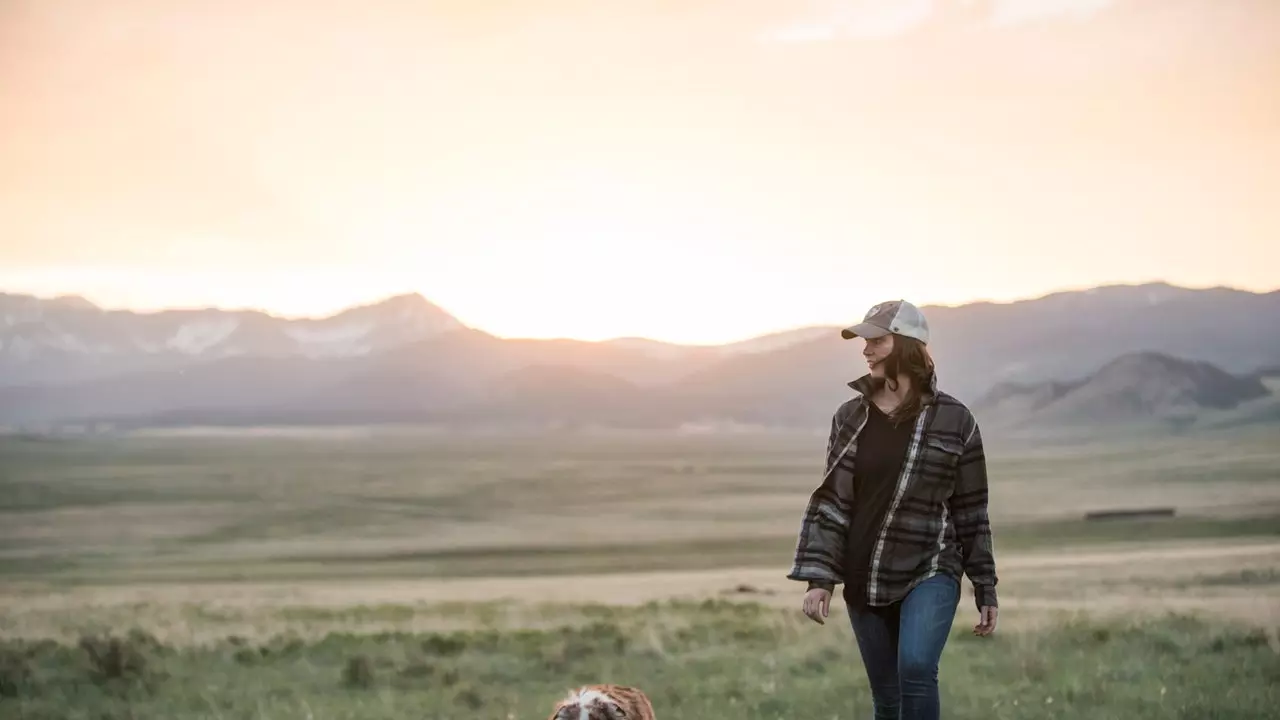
[975,351,1272,429]
[0,290,465,387]
[7,280,1275,344]
[2,282,1278,431]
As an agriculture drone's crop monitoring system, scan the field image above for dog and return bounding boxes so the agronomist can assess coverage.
[547,684,656,720]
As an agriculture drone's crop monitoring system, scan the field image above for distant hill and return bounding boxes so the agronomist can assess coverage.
[1194,365,1280,430]
[605,326,831,360]
[0,292,464,387]
[975,352,1271,429]
[920,283,1280,397]
[1,282,1278,431]
[1255,365,1280,382]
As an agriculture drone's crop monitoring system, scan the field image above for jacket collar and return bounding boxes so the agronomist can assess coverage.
[847,371,939,404]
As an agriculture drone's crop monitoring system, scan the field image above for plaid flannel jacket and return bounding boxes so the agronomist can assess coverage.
[787,373,999,610]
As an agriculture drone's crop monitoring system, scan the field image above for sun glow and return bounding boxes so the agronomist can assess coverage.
[2,0,1278,342]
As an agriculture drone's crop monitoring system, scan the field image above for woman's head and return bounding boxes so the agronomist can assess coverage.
[843,299,936,420]
[863,333,936,422]
[840,299,930,346]
[863,333,935,385]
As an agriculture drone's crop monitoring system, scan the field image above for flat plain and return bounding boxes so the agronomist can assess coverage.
[1,424,1278,718]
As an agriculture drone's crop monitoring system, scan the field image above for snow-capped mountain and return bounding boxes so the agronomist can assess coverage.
[2,282,1279,431]
[0,292,465,387]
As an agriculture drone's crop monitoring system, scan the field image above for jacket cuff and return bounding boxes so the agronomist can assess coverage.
[974,584,997,610]
[808,580,835,593]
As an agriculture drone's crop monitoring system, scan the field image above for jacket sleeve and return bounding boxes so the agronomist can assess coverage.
[787,407,855,591]
[950,418,998,610]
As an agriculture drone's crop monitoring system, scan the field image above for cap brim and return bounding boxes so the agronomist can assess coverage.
[840,323,891,340]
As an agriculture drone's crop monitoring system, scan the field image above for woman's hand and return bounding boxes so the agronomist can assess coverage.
[974,605,998,636]
[802,587,831,625]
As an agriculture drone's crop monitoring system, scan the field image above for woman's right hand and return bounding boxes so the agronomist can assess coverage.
[802,587,831,624]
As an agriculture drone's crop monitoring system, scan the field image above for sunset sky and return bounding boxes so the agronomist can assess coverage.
[2,0,1277,343]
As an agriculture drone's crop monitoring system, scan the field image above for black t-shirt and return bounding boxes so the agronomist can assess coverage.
[842,401,915,609]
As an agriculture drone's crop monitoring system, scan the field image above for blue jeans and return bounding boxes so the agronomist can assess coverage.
[845,573,960,720]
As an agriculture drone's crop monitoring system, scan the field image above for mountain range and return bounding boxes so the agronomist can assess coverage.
[0,291,464,387]
[1,282,1277,432]
[974,352,1275,429]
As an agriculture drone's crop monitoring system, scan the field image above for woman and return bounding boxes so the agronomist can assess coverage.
[787,299,999,720]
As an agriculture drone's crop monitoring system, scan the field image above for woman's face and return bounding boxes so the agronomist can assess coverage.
[863,334,894,377]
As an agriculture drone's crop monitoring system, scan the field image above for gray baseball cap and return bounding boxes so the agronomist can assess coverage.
[840,299,930,344]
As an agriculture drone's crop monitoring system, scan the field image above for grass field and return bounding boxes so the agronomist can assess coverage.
[2,425,1279,717]
[3,600,1279,720]
[3,426,1278,584]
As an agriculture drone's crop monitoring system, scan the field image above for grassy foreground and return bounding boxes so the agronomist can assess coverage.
[2,599,1277,719]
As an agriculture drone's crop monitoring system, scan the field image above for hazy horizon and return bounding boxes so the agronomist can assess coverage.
[3,0,1278,343]
[6,278,1277,346]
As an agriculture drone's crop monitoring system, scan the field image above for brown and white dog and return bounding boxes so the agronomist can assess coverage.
[547,684,656,720]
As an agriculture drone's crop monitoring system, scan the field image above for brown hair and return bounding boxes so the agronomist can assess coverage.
[879,336,936,425]
[548,685,656,720]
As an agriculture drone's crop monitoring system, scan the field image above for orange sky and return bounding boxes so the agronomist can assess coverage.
[2,0,1278,343]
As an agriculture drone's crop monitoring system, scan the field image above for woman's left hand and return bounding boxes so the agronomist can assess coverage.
[974,606,998,636]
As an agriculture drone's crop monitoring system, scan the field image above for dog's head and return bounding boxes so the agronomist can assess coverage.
[548,685,652,720]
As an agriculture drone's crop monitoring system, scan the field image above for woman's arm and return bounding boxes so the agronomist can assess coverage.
[950,418,998,616]
[788,405,857,590]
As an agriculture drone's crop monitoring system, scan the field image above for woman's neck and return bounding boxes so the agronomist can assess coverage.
[872,374,913,414]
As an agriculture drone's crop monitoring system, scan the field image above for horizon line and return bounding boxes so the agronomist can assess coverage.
[2,278,1276,347]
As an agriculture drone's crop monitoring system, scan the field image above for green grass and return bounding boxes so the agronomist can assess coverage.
[1,600,1276,719]
[3,430,1278,717]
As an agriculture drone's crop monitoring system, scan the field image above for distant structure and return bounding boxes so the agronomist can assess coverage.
[1083,507,1177,521]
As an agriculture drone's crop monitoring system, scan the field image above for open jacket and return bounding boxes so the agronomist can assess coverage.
[787,373,998,610]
